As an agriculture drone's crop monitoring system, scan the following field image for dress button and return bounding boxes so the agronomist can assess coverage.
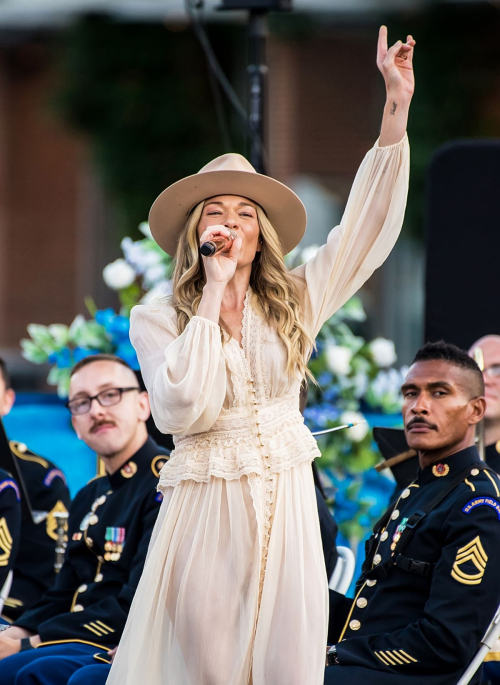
[366,579,377,587]
[356,598,368,609]
[373,554,382,565]
[73,604,84,612]
[349,620,361,631]
[471,468,479,476]
[78,584,87,593]
[380,531,388,542]
[391,509,400,521]
[401,488,411,499]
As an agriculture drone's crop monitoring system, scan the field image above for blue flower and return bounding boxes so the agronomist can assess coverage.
[95,308,116,329]
[115,341,139,370]
[51,347,72,369]
[318,371,333,387]
[73,347,102,363]
[107,315,130,343]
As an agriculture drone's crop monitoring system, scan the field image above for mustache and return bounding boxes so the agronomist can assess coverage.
[406,417,438,431]
[90,420,116,434]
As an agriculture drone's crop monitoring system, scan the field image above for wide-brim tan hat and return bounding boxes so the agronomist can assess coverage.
[148,153,307,257]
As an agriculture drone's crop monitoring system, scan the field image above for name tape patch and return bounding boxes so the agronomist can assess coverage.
[462,497,500,520]
[0,479,20,501]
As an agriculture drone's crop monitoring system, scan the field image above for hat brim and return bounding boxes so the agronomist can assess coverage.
[148,169,307,257]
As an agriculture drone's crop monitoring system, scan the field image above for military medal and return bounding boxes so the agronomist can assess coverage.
[432,463,450,477]
[391,517,409,551]
[104,527,125,561]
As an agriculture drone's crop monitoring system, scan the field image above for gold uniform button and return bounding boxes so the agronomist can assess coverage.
[471,468,480,476]
[94,573,103,582]
[366,579,377,587]
[380,531,388,542]
[349,620,361,631]
[391,509,400,521]
[73,604,84,612]
[401,488,411,499]
[373,554,382,566]
[78,584,87,593]
[356,598,368,609]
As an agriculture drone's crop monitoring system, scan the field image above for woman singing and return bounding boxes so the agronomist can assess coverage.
[107,26,415,685]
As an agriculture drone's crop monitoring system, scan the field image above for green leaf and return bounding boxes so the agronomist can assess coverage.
[20,339,49,364]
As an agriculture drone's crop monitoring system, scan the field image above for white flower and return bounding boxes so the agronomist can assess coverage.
[369,338,397,368]
[301,244,320,263]
[103,259,136,290]
[340,411,369,442]
[138,222,153,238]
[141,281,172,304]
[144,263,168,288]
[325,344,353,376]
[121,237,162,276]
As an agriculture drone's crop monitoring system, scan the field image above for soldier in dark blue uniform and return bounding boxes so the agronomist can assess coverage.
[0,354,169,681]
[0,469,21,601]
[325,342,500,685]
[0,357,71,621]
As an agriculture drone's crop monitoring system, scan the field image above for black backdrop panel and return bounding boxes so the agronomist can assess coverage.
[425,139,500,350]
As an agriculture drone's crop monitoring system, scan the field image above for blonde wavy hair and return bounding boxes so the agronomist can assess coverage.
[170,200,315,382]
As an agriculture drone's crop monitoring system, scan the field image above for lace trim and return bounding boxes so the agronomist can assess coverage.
[157,399,320,490]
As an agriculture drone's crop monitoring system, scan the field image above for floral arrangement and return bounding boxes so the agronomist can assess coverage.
[22,233,406,547]
[21,223,172,397]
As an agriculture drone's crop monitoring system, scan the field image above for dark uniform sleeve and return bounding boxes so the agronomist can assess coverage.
[16,489,161,644]
[335,487,500,674]
[0,478,21,591]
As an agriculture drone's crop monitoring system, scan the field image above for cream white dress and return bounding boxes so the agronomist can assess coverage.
[106,135,410,685]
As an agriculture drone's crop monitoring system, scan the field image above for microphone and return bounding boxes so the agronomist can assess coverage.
[200,229,237,257]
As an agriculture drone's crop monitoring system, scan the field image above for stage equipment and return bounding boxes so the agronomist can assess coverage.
[425,140,500,350]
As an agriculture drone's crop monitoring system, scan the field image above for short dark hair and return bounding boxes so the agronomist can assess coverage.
[0,356,12,390]
[70,354,133,378]
[412,341,484,397]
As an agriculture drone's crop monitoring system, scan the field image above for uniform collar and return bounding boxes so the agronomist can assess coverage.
[418,445,481,486]
[106,436,160,489]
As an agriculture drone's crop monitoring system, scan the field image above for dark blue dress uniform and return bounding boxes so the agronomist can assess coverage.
[325,446,500,685]
[0,437,169,684]
[0,467,21,593]
[3,442,71,621]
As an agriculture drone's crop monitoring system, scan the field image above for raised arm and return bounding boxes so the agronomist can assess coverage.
[292,27,414,337]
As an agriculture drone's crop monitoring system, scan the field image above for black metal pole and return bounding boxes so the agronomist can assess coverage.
[247,9,267,174]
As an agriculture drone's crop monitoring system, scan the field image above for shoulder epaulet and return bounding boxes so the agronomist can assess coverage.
[464,467,500,498]
[10,440,49,469]
[86,474,106,486]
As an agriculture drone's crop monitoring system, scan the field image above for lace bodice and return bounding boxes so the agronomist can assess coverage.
[130,135,410,488]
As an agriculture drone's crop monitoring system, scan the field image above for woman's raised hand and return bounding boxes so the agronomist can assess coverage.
[199,225,242,287]
[377,26,415,100]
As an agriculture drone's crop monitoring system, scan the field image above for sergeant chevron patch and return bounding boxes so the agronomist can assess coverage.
[0,517,13,566]
[451,536,488,585]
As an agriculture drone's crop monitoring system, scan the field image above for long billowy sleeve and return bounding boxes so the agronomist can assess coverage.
[292,135,410,338]
[130,305,227,436]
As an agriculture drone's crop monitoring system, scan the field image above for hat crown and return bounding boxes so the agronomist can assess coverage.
[198,153,257,176]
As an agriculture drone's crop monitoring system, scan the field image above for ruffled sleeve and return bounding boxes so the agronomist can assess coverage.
[130,304,226,437]
[291,134,410,338]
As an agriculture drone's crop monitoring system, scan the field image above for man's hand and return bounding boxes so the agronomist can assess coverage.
[1,626,33,640]
[108,646,118,663]
[0,633,21,660]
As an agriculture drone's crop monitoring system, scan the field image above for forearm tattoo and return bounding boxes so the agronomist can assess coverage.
[390,101,398,116]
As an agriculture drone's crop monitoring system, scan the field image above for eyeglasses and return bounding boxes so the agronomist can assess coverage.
[484,365,500,379]
[66,387,140,416]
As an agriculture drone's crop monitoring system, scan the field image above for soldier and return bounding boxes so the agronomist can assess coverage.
[325,342,500,685]
[0,357,71,621]
[0,468,21,604]
[0,354,169,682]
[469,335,500,472]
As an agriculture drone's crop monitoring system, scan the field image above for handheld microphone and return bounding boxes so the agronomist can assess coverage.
[200,229,237,257]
